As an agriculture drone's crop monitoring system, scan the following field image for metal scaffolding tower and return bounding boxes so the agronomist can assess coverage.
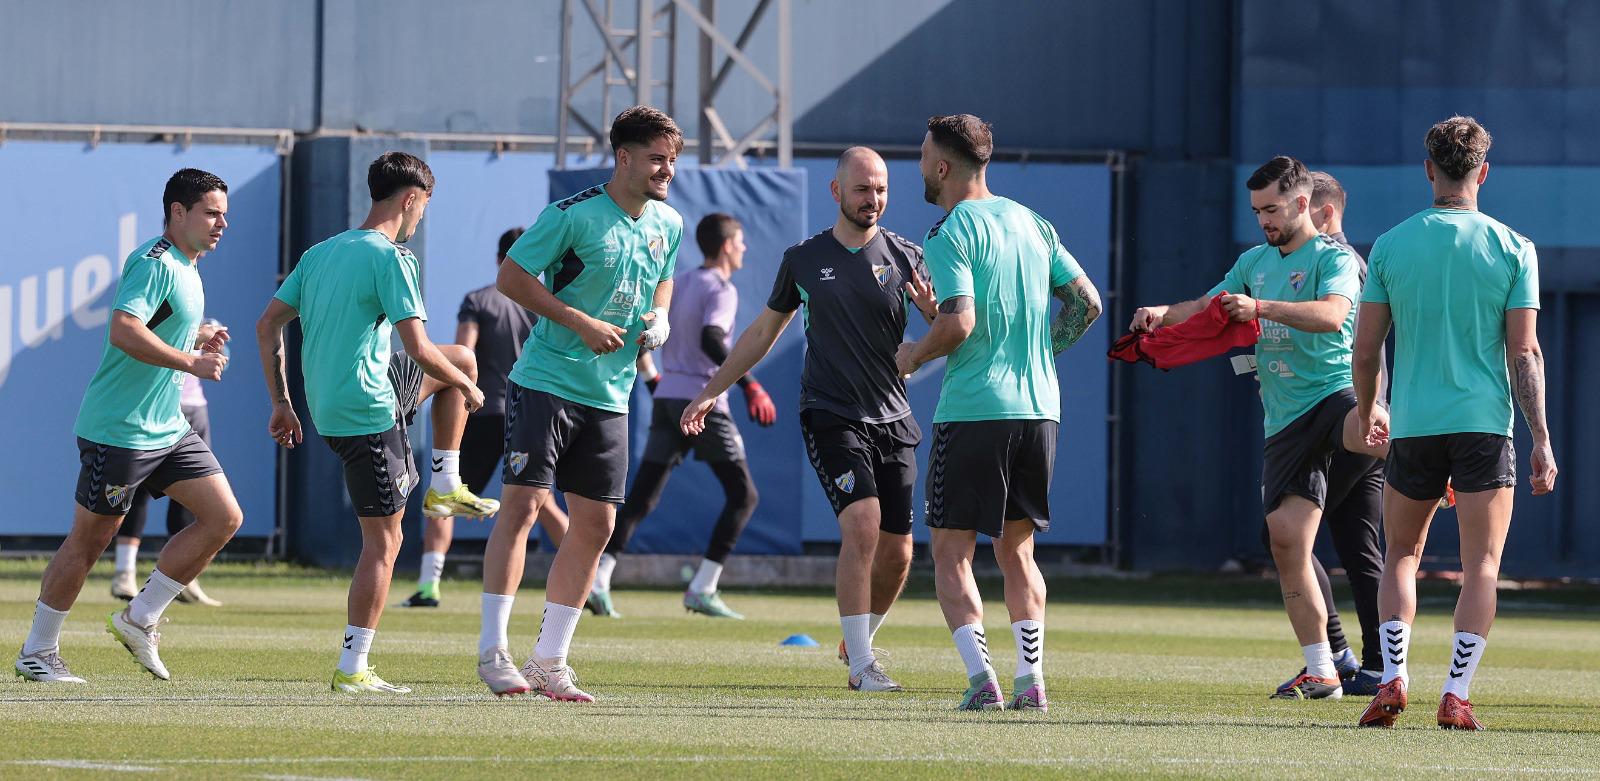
[555,0,792,169]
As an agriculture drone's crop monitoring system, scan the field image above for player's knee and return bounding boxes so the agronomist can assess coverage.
[729,479,758,514]
[441,343,478,380]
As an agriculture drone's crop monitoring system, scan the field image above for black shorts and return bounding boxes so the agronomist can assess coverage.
[799,409,919,535]
[321,352,426,518]
[1261,388,1369,516]
[460,413,505,494]
[502,385,629,504]
[1386,433,1515,500]
[926,419,1056,538]
[643,398,746,465]
[75,429,223,516]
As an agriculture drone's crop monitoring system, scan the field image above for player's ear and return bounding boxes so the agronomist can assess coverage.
[1424,159,1435,183]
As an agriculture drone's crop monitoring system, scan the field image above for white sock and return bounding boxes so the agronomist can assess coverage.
[430,449,462,493]
[114,542,138,574]
[23,601,68,656]
[419,551,445,590]
[1442,632,1487,700]
[533,601,582,666]
[479,593,515,656]
[339,625,375,675]
[126,569,185,627]
[688,558,723,595]
[842,613,874,676]
[867,612,886,642]
[1380,620,1411,685]
[1013,619,1044,681]
[952,623,995,680]
[1302,640,1336,678]
[594,553,617,593]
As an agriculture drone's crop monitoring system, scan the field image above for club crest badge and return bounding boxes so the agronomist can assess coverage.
[1288,270,1306,291]
[104,484,131,507]
[872,263,892,286]
[834,472,856,494]
[508,451,529,475]
[396,473,411,497]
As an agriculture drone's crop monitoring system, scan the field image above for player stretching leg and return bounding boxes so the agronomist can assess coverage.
[16,169,244,683]
[684,147,938,693]
[477,107,682,699]
[402,228,568,608]
[257,153,487,694]
[1355,117,1556,730]
[593,213,775,620]
[898,115,1102,712]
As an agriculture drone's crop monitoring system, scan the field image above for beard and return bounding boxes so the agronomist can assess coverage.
[1263,229,1288,247]
[922,175,940,205]
[645,177,671,201]
[842,203,878,231]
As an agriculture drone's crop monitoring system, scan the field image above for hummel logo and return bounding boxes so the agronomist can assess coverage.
[432,458,444,471]
[1023,655,1040,664]
[1453,660,1469,670]
[1457,641,1477,650]
[1389,656,1405,665]
[819,267,836,281]
[343,634,354,649]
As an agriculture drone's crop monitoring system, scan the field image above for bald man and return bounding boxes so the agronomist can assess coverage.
[682,147,939,692]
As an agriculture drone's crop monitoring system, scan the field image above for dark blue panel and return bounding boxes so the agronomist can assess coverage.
[0,141,282,537]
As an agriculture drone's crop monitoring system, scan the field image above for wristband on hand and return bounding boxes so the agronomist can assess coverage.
[640,306,670,349]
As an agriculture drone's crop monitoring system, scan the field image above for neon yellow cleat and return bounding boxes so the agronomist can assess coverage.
[331,667,411,694]
[423,486,499,519]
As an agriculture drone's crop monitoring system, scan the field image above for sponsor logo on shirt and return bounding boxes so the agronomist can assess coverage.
[834,472,855,494]
[1288,270,1306,291]
[820,267,836,281]
[508,451,529,475]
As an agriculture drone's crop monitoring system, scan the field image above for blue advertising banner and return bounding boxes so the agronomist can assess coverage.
[0,141,282,537]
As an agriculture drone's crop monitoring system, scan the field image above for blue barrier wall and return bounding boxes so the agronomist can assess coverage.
[0,141,283,537]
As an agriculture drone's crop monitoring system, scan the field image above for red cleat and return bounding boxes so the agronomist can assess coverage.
[1437,693,1486,730]
[1359,678,1408,728]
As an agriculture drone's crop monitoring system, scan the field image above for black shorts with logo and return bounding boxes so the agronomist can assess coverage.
[502,384,629,504]
[321,351,425,518]
[1386,433,1515,500]
[926,419,1057,538]
[75,429,224,516]
[643,398,746,466]
[1260,388,1378,516]
[799,409,919,535]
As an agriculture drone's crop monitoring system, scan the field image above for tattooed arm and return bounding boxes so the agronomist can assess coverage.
[1507,308,1557,494]
[1051,276,1103,353]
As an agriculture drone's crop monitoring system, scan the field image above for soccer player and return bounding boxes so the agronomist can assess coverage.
[1129,156,1389,701]
[15,169,243,684]
[400,228,570,608]
[109,318,228,608]
[476,106,682,700]
[896,115,1102,712]
[683,146,939,693]
[256,152,491,694]
[1355,116,1556,730]
[590,213,776,620]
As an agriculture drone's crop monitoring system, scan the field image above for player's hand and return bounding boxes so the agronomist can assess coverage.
[269,402,303,449]
[460,382,485,414]
[198,325,231,355]
[680,395,716,436]
[579,316,627,354]
[1129,306,1165,333]
[189,351,227,381]
[1360,407,1390,448]
[894,342,920,378]
[742,380,777,427]
[1220,293,1259,322]
[637,307,670,350]
[1529,440,1558,495]
[906,271,938,320]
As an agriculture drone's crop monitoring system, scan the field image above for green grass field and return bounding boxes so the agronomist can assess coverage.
[1,560,1598,779]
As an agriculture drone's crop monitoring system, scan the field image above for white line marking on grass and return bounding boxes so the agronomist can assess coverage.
[16,760,161,772]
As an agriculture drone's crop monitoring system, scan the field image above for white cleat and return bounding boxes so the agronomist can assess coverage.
[520,657,596,703]
[478,647,531,697]
[15,649,87,683]
[848,660,905,692]
[105,609,170,680]
[175,578,223,607]
[111,569,138,601]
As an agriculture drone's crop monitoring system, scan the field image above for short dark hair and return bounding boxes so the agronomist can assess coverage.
[1425,116,1492,181]
[498,227,524,259]
[609,106,684,154]
[1245,155,1312,197]
[1309,171,1346,213]
[162,168,228,226]
[368,151,435,201]
[926,114,994,169]
[695,213,742,259]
